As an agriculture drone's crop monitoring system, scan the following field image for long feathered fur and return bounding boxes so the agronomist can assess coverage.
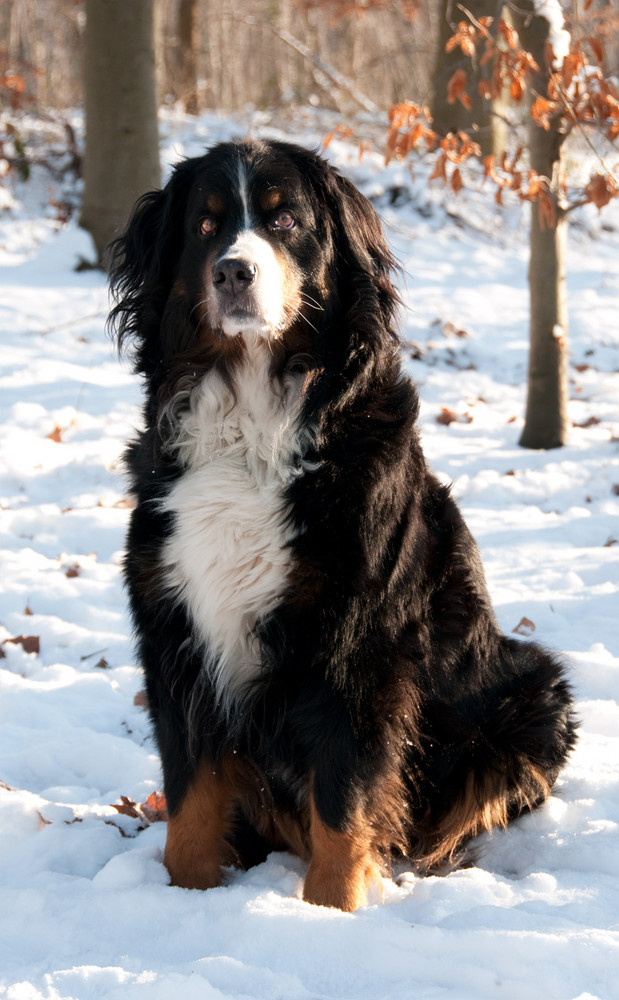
[108,139,577,911]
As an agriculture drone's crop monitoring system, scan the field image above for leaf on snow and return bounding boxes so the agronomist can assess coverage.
[111,796,141,819]
[133,689,149,709]
[436,407,473,426]
[3,635,40,655]
[513,617,536,637]
[572,416,601,428]
[141,791,169,823]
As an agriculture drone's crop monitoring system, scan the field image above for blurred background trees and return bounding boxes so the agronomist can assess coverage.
[80,0,160,261]
[1,0,618,448]
[0,0,441,114]
[2,1,617,117]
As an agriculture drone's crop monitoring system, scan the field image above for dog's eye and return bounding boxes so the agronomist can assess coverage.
[199,217,217,236]
[273,210,295,230]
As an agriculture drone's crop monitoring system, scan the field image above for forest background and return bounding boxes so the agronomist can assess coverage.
[4,0,619,452]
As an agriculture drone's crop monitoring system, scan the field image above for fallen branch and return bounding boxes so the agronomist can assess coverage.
[268,24,381,116]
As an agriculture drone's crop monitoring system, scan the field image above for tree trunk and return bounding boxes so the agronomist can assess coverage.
[80,0,160,263]
[512,3,569,449]
[431,0,498,156]
[177,0,199,114]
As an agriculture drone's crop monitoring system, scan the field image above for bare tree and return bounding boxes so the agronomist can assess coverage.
[388,2,619,449]
[79,0,160,263]
[176,0,199,114]
[510,2,569,450]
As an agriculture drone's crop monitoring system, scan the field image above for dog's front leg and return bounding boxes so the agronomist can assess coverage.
[164,755,235,890]
[303,792,382,912]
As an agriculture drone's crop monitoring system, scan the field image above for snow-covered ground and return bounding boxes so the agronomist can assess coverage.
[1,110,618,1000]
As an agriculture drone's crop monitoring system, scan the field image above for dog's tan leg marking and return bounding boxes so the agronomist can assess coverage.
[164,756,235,890]
[303,796,382,912]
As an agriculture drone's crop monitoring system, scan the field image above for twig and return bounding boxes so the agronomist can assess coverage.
[554,79,619,187]
[267,24,381,117]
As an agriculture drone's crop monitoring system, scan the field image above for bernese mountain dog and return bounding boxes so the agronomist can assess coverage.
[108,138,576,911]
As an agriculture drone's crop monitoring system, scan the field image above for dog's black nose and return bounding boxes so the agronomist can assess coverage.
[213,258,257,296]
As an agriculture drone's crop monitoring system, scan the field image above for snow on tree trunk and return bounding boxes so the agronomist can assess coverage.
[80,0,160,264]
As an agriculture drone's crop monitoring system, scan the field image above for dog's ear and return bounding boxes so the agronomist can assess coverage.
[106,162,192,365]
[323,170,400,334]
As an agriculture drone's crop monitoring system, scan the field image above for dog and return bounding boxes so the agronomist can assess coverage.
[108,138,576,911]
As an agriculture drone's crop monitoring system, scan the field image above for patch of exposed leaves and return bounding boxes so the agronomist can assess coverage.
[110,792,168,828]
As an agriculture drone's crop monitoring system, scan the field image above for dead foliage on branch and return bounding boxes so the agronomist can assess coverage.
[385,12,619,221]
[298,0,420,21]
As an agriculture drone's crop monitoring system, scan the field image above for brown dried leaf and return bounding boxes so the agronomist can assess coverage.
[584,173,618,211]
[447,69,472,110]
[510,76,525,102]
[46,426,63,443]
[497,19,519,50]
[573,416,601,428]
[429,152,448,183]
[446,21,477,59]
[451,167,463,195]
[513,617,536,637]
[588,36,604,66]
[531,96,560,130]
[4,635,40,655]
[562,50,585,88]
[141,791,168,823]
[436,407,473,426]
[133,689,149,709]
[111,796,141,819]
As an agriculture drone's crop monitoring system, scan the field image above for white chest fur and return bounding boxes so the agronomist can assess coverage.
[161,339,303,708]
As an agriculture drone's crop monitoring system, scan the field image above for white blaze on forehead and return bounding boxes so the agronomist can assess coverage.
[237,158,252,229]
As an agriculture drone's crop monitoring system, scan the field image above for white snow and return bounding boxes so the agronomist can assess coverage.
[1,110,618,999]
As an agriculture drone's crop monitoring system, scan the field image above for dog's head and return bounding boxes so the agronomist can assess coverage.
[108,139,398,376]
